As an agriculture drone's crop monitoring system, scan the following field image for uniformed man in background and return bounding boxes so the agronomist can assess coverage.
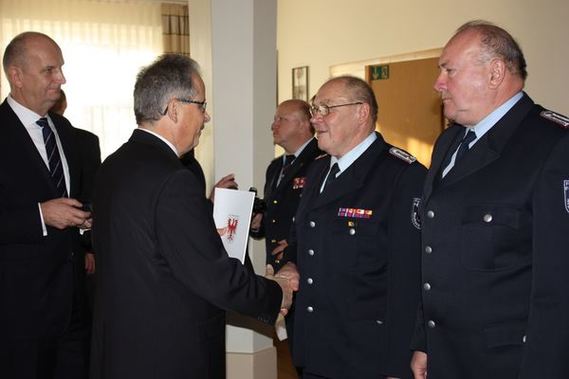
[250,99,321,270]
[410,20,569,379]
[288,76,426,379]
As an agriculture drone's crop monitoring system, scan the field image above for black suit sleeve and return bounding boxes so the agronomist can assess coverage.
[155,169,282,324]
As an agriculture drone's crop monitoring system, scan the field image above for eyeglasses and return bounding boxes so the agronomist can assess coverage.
[162,98,207,115]
[309,102,363,117]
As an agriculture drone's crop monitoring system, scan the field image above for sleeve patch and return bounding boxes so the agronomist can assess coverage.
[389,147,417,164]
[540,110,569,128]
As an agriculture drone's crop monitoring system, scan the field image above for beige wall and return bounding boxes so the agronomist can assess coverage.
[277,0,569,115]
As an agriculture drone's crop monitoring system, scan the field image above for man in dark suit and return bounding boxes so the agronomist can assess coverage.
[0,32,93,379]
[288,76,426,379]
[410,21,569,379]
[251,99,322,271]
[89,54,298,379]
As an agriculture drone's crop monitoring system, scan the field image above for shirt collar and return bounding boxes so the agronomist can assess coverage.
[331,132,377,174]
[470,91,523,139]
[138,128,179,156]
[7,95,47,129]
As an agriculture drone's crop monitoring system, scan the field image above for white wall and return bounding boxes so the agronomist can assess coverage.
[277,0,569,115]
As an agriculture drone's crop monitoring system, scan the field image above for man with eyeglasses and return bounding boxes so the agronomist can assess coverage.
[89,54,299,379]
[285,76,426,378]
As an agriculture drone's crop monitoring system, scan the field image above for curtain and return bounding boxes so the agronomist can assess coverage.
[161,3,190,56]
[0,0,163,159]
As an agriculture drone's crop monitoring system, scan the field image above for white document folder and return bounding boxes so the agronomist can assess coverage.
[212,188,255,264]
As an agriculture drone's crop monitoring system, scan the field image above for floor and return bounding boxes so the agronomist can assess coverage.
[275,337,298,379]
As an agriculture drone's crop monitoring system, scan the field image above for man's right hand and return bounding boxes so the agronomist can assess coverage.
[411,351,427,379]
[40,198,92,230]
[266,264,298,316]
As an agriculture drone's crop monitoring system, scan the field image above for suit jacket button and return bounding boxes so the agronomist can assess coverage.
[423,282,431,291]
[307,278,313,285]
[307,306,314,313]
[425,246,433,254]
[427,320,436,328]
[309,221,316,228]
[427,210,435,218]
[483,213,493,223]
[308,249,315,256]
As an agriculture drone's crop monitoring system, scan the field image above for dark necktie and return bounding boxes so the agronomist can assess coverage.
[321,163,340,193]
[442,129,477,176]
[277,154,295,187]
[454,129,477,162]
[37,118,68,197]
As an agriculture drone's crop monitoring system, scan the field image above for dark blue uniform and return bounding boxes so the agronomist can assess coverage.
[251,138,322,271]
[412,93,569,378]
[290,132,426,378]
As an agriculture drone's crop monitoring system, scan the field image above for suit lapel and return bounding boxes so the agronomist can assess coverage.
[276,138,320,193]
[1,101,55,193]
[436,93,535,190]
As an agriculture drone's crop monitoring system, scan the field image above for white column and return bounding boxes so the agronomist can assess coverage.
[189,1,278,378]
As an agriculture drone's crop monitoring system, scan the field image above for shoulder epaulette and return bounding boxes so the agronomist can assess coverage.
[540,110,569,129]
[389,147,416,164]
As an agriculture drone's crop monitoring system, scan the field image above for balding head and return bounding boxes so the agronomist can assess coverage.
[271,99,314,153]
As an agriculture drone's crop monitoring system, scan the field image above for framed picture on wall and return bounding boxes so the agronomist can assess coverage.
[292,66,309,101]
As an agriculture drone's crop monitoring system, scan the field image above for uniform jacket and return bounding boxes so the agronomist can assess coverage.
[0,100,86,340]
[89,129,282,379]
[291,132,426,378]
[251,137,322,270]
[412,93,569,378]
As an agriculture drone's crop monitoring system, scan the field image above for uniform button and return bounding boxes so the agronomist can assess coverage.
[272,219,276,223]
[425,246,433,254]
[307,306,314,313]
[349,228,356,236]
[427,320,436,328]
[292,216,295,223]
[376,320,383,325]
[307,278,313,285]
[308,249,315,256]
[273,200,278,204]
[522,335,527,343]
[423,282,431,291]
[309,221,316,228]
[271,239,277,243]
[427,210,435,218]
[483,213,493,223]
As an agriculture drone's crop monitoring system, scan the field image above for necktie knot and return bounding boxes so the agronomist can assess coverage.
[284,154,295,167]
[36,117,49,129]
[321,163,340,193]
[455,129,477,162]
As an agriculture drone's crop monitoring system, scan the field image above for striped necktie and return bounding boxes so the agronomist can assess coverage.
[37,118,68,197]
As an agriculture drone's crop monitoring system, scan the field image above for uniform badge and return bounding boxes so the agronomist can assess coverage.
[411,198,421,230]
[389,147,417,164]
[338,207,373,219]
[540,110,569,128]
[292,177,306,189]
[564,180,569,214]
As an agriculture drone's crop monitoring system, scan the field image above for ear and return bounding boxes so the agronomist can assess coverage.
[165,99,178,123]
[488,58,506,88]
[7,66,24,88]
[356,102,370,124]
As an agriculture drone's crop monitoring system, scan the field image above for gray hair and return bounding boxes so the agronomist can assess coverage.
[455,20,527,80]
[324,75,379,125]
[134,54,200,124]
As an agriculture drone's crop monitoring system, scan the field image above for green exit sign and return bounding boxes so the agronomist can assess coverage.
[370,64,389,80]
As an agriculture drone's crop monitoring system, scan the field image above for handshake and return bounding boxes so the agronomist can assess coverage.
[265,262,299,317]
